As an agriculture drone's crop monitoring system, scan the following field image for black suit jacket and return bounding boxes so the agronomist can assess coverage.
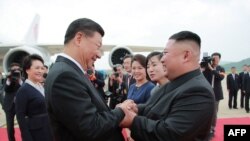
[130,69,215,141]
[202,65,225,101]
[122,73,135,92]
[3,80,21,111]
[226,73,239,91]
[239,72,246,90]
[45,56,125,141]
[243,73,250,93]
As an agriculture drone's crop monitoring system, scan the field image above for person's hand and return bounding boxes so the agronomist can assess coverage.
[119,109,136,128]
[116,100,136,112]
[116,100,137,127]
[208,63,213,71]
[116,76,123,83]
[219,72,226,77]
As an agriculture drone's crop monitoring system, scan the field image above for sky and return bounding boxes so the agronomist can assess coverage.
[0,0,250,69]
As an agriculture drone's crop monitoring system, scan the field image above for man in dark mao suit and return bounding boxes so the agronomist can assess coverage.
[239,64,248,108]
[226,67,239,109]
[243,65,250,113]
[45,18,133,141]
[119,31,215,141]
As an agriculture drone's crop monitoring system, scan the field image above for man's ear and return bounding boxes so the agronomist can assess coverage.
[74,32,84,46]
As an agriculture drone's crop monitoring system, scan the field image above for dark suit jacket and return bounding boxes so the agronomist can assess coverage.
[45,56,125,141]
[3,80,21,111]
[15,83,52,141]
[226,73,239,91]
[130,69,215,141]
[243,73,250,93]
[239,72,246,90]
[122,73,135,92]
[202,65,225,101]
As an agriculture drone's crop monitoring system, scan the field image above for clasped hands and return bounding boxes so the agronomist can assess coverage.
[116,100,138,128]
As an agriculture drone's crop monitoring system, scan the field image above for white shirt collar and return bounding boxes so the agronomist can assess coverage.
[25,79,44,96]
[57,53,85,74]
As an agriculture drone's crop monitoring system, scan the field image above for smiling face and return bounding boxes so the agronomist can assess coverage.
[79,32,103,69]
[123,57,132,73]
[26,60,44,83]
[147,55,167,82]
[161,39,184,80]
[73,32,102,70]
[132,60,147,82]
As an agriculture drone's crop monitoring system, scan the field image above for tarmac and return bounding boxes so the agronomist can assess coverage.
[0,79,249,128]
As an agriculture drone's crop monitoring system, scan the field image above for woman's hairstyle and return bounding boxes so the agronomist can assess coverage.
[22,54,44,79]
[146,51,162,66]
[132,54,150,80]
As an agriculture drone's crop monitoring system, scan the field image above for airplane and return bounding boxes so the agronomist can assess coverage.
[0,15,164,74]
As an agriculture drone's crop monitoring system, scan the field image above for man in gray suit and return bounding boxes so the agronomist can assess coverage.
[120,31,215,141]
[45,18,133,141]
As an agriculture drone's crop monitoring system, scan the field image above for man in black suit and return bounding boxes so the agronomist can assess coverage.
[122,54,135,102]
[3,63,23,141]
[239,64,248,108]
[45,18,134,141]
[119,31,215,141]
[243,65,250,113]
[202,52,225,138]
[0,72,4,107]
[122,54,135,90]
[226,67,239,109]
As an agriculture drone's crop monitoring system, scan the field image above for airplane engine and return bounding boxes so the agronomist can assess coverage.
[3,46,51,73]
[108,45,133,68]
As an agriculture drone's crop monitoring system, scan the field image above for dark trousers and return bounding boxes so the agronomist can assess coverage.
[4,105,16,141]
[228,89,238,108]
[211,101,219,132]
[240,90,245,108]
[245,92,250,112]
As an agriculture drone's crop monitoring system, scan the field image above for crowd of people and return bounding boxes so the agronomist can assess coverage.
[0,18,249,141]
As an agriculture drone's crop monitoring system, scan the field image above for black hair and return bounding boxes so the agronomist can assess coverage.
[146,51,162,66]
[132,54,150,80]
[9,63,21,71]
[211,52,221,59]
[64,18,105,44]
[169,31,201,48]
[123,54,133,62]
[22,54,44,79]
[44,65,48,69]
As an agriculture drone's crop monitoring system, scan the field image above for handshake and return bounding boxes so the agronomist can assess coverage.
[116,100,138,128]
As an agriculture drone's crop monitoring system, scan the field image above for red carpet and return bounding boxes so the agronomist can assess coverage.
[0,128,21,141]
[0,117,249,141]
[211,117,250,141]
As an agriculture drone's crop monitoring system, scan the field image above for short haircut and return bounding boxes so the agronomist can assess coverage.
[64,18,105,44]
[123,54,133,62]
[211,52,221,59]
[169,31,201,48]
[146,51,162,66]
[22,54,44,79]
[231,66,236,69]
[10,63,20,69]
[9,63,21,72]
